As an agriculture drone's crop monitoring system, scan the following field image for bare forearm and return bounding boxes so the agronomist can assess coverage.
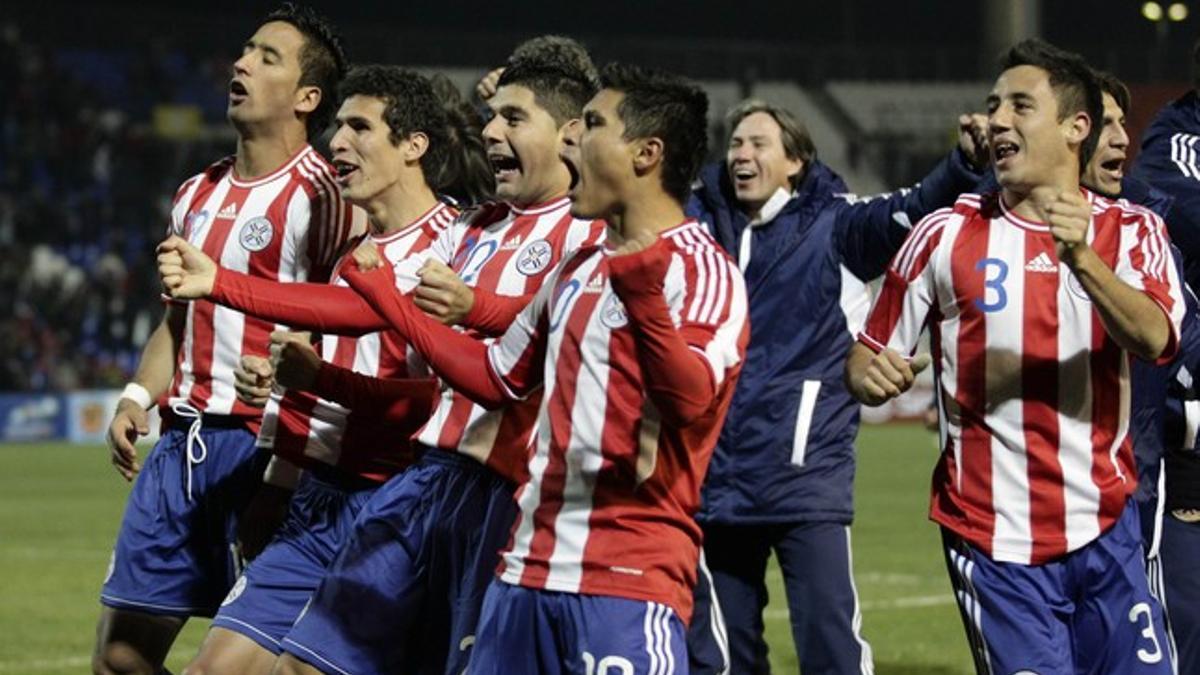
[1070,248,1171,361]
[132,304,186,398]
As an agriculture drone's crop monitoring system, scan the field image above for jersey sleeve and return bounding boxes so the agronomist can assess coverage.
[485,267,556,400]
[1117,208,1187,362]
[287,184,364,285]
[857,208,949,356]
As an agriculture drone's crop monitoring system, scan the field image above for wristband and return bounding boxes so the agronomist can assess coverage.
[119,383,154,410]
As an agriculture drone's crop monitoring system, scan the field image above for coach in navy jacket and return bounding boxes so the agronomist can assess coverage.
[683,99,984,675]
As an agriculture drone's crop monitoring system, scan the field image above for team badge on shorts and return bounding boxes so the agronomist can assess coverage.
[516,240,553,275]
[600,293,628,329]
[239,217,274,252]
[221,575,248,607]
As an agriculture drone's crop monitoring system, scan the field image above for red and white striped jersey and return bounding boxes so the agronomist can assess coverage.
[414,197,606,482]
[256,202,457,480]
[860,190,1185,564]
[488,220,748,623]
[166,146,362,429]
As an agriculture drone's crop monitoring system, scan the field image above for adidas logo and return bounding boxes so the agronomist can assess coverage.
[215,203,239,220]
[584,273,605,292]
[1024,252,1056,273]
[500,234,523,251]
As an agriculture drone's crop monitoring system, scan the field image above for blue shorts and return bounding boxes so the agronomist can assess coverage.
[468,580,688,675]
[281,449,517,675]
[100,415,267,617]
[944,501,1172,675]
[210,466,379,653]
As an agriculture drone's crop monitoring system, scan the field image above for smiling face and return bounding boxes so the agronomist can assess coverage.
[1080,92,1129,197]
[328,95,419,206]
[481,84,570,207]
[987,64,1090,194]
[227,21,312,131]
[726,111,804,213]
[564,88,633,220]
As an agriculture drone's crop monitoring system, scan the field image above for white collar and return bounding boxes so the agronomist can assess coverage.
[748,187,794,227]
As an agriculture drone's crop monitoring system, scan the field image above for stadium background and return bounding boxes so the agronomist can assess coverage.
[0,1,1194,671]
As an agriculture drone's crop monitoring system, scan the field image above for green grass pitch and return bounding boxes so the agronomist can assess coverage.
[0,424,974,674]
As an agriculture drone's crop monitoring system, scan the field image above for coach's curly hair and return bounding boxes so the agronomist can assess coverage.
[264,2,348,139]
[999,38,1102,173]
[599,62,709,205]
[497,35,599,125]
[340,66,493,205]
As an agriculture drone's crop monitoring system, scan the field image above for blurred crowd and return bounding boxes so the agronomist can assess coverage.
[0,23,234,390]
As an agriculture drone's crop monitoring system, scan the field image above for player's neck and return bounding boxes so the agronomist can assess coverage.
[234,126,308,180]
[606,192,686,247]
[366,181,439,235]
[1002,168,1081,223]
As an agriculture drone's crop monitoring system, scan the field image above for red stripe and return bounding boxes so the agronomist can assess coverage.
[932,213,994,557]
[1088,208,1133,532]
[1021,233,1066,561]
[519,267,604,588]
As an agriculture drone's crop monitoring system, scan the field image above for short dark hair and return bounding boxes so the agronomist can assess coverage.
[726,99,817,188]
[496,35,599,126]
[999,38,1103,172]
[264,2,347,139]
[599,63,709,205]
[1093,69,1131,116]
[339,66,493,205]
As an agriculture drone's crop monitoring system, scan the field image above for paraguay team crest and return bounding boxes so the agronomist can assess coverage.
[516,240,553,275]
[600,292,628,329]
[239,217,274,252]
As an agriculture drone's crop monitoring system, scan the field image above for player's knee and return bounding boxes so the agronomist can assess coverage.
[93,641,154,675]
[269,654,317,675]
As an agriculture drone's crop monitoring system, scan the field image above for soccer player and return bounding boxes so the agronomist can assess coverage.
[93,6,357,675]
[162,37,606,674]
[168,65,494,675]
[338,62,748,673]
[1130,43,1200,673]
[683,99,987,674]
[846,39,1182,674]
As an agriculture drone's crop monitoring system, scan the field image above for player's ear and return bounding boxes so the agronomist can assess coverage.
[1064,110,1090,147]
[632,136,664,176]
[404,132,430,163]
[294,85,321,117]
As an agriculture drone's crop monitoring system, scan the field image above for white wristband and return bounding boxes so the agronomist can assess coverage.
[119,383,154,410]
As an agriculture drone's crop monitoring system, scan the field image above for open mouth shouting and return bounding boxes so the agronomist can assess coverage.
[229,78,249,105]
[333,159,359,186]
[993,139,1020,169]
[489,152,522,183]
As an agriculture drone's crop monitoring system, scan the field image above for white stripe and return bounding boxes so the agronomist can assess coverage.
[790,380,822,466]
[662,603,677,675]
[644,602,659,675]
[215,615,281,646]
[1148,458,1169,560]
[698,550,731,675]
[280,638,354,675]
[653,603,668,675]
[1185,401,1200,450]
[984,223,1031,562]
[845,527,875,674]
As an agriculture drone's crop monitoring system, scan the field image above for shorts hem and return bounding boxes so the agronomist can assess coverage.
[211,616,284,655]
[100,593,211,618]
[281,637,355,675]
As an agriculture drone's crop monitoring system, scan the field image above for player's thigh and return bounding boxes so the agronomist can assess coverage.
[941,530,1073,675]
[182,626,277,675]
[575,594,687,675]
[93,606,186,675]
[269,653,324,675]
[467,581,549,675]
[1075,505,1173,675]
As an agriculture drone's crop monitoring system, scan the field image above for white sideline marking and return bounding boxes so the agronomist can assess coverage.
[0,656,92,671]
[764,594,953,620]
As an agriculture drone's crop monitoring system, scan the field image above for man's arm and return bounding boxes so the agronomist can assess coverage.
[845,342,930,406]
[607,234,745,426]
[107,303,185,480]
[1049,192,1177,362]
[838,115,987,280]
